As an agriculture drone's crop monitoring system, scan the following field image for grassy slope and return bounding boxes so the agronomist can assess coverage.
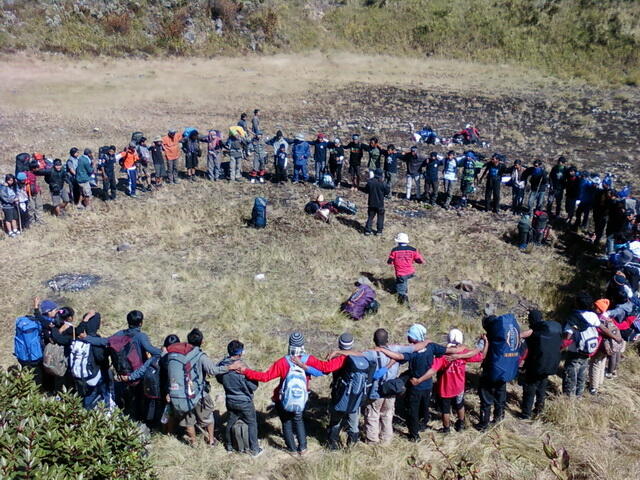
[0,0,639,85]
[0,54,639,479]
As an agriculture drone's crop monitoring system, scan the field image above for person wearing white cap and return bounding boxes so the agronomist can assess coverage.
[387,233,425,305]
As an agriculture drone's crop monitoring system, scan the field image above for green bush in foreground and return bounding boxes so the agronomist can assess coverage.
[0,368,156,480]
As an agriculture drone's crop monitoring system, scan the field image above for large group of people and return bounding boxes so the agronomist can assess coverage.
[7,110,640,460]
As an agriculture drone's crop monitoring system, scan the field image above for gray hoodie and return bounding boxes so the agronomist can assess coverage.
[216,356,258,404]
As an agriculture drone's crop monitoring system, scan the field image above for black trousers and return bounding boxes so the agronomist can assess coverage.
[103,171,117,199]
[406,387,432,439]
[520,374,548,418]
[365,207,385,233]
[226,400,259,453]
[485,180,501,212]
[478,377,507,426]
[593,212,608,243]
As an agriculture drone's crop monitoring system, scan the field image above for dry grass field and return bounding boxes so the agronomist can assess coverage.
[1,52,640,479]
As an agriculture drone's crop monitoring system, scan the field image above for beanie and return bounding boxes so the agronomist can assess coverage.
[594,299,610,313]
[338,333,354,350]
[288,332,304,348]
[447,328,464,346]
[40,300,59,314]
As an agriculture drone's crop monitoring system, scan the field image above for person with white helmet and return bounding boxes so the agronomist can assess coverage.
[386,233,425,305]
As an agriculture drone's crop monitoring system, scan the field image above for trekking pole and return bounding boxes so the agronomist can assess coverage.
[16,203,22,232]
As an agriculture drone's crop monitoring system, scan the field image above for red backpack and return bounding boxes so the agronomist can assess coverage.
[108,334,143,382]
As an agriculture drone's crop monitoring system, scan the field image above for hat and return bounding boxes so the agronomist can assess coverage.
[334,138,341,144]
[407,324,427,342]
[447,328,464,346]
[168,129,177,134]
[40,300,59,314]
[613,274,628,286]
[352,134,360,139]
[394,232,409,244]
[374,168,384,178]
[81,312,101,336]
[295,133,305,141]
[465,124,471,129]
[16,172,27,181]
[527,309,543,326]
[33,153,44,160]
[288,331,304,347]
[317,133,325,139]
[153,136,162,143]
[338,333,354,350]
[594,299,610,313]
[316,194,324,202]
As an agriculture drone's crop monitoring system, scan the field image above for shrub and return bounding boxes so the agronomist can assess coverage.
[102,13,132,36]
[0,367,156,480]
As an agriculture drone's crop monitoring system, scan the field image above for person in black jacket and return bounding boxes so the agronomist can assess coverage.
[97,146,118,200]
[546,156,567,216]
[38,159,71,215]
[563,166,580,222]
[364,169,390,236]
[345,134,367,191]
[519,310,562,419]
[479,154,507,213]
[217,340,261,457]
[522,160,548,211]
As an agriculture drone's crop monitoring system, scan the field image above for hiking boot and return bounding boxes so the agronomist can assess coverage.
[474,423,489,432]
[438,427,451,434]
[454,419,465,432]
[398,294,409,305]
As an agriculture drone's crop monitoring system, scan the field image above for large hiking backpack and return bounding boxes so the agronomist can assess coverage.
[333,196,357,215]
[566,312,599,355]
[167,343,205,414]
[484,314,521,383]
[69,339,101,388]
[251,197,267,228]
[320,173,335,189]
[15,153,31,175]
[280,355,309,413]
[304,201,320,215]
[143,356,162,399]
[108,333,144,377]
[14,316,43,363]
[131,132,144,145]
[43,343,68,377]
[526,320,562,377]
[332,355,374,413]
[231,420,250,453]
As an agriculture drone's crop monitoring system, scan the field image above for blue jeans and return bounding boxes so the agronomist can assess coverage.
[293,163,308,183]
[276,402,306,452]
[314,161,326,183]
[127,168,137,196]
[395,274,414,296]
[82,377,108,410]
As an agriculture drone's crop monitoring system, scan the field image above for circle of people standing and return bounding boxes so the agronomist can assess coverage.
[7,112,640,456]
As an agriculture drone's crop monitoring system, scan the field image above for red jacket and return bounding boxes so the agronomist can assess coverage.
[433,349,484,398]
[387,245,425,277]
[244,355,346,402]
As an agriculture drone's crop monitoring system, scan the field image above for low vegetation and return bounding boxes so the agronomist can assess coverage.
[0,0,639,85]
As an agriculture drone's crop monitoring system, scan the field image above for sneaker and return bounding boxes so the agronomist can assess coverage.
[605,373,613,379]
[438,427,451,434]
[14,230,21,235]
[454,419,465,432]
[298,449,309,457]
[251,178,256,184]
[259,178,265,184]
[364,231,373,236]
[589,388,598,395]
[474,423,489,432]
[250,448,264,458]
[8,231,15,238]
[374,230,383,236]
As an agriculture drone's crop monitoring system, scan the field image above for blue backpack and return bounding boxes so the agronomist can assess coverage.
[484,314,521,383]
[183,127,198,138]
[14,316,43,363]
[280,355,309,413]
[251,197,267,228]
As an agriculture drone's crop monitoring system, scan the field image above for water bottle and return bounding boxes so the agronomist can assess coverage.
[160,405,171,424]
[475,338,486,351]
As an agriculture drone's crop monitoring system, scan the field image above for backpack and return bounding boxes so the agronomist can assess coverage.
[99,145,112,157]
[231,420,250,453]
[525,320,562,377]
[131,132,144,145]
[183,127,198,138]
[484,314,521,383]
[566,311,599,355]
[108,333,144,377]
[14,316,43,363]
[304,201,320,214]
[15,153,31,175]
[333,196,358,215]
[43,343,68,377]
[251,197,267,228]
[167,343,205,414]
[143,356,162,399]
[320,173,335,189]
[332,356,374,413]
[280,355,309,413]
[69,339,101,388]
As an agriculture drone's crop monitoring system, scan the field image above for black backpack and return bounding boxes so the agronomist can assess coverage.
[131,132,144,145]
[15,153,30,175]
[332,356,374,413]
[143,356,161,399]
[525,320,562,377]
[304,201,320,214]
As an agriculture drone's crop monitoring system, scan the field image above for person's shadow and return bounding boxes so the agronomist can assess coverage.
[336,216,364,233]
[360,271,396,293]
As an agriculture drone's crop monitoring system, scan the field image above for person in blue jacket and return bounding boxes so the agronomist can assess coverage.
[291,133,311,184]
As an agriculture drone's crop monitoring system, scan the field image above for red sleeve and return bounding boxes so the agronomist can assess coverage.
[415,250,425,264]
[243,357,288,383]
[464,352,484,363]
[387,251,395,264]
[306,355,346,373]
[612,317,633,330]
[431,356,448,371]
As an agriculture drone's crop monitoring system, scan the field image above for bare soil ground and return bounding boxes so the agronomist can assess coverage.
[0,52,639,480]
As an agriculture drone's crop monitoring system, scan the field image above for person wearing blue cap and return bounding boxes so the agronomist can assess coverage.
[377,323,463,441]
[364,168,390,236]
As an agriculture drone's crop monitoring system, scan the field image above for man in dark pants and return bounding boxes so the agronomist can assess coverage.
[364,168,390,236]
[547,156,567,216]
[563,166,580,223]
[479,154,506,213]
[423,152,442,205]
[98,145,117,200]
[519,310,562,419]
[217,340,262,457]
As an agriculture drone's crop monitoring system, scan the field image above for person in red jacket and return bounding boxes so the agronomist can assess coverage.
[387,232,425,305]
[238,332,346,456]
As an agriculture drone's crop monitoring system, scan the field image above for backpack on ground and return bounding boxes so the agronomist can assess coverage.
[251,197,267,228]
[69,339,101,393]
[231,419,250,453]
[332,196,358,215]
[332,355,374,413]
[43,342,68,377]
[566,312,599,355]
[484,313,521,383]
[131,132,144,145]
[143,356,162,400]
[14,316,43,363]
[280,354,309,413]
[304,201,320,214]
[167,343,205,414]
[526,320,562,377]
[320,173,335,189]
[108,333,144,377]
